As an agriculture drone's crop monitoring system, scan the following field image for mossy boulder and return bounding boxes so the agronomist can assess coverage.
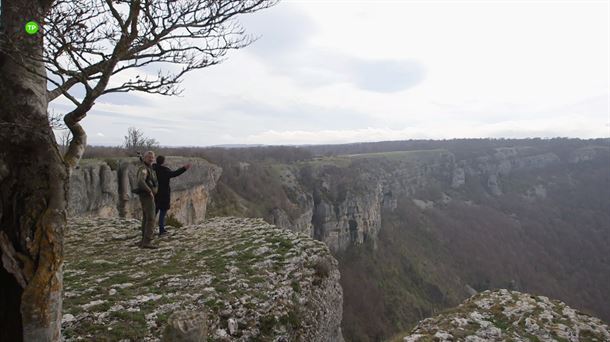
[401,289,609,342]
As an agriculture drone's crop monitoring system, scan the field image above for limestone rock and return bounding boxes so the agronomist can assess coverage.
[306,149,455,252]
[412,199,434,210]
[402,289,610,342]
[568,145,610,163]
[68,157,221,224]
[228,318,238,335]
[62,314,76,324]
[270,173,315,237]
[68,160,118,217]
[162,311,207,342]
[451,167,465,188]
[312,186,383,252]
[487,174,502,196]
[525,184,547,201]
[62,216,343,341]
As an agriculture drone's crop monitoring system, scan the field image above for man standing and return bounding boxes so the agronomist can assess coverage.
[154,156,191,235]
[136,151,158,248]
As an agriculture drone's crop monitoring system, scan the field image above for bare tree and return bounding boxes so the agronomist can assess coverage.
[58,130,72,155]
[48,110,66,130]
[124,126,146,150]
[45,0,277,169]
[123,126,159,151]
[0,0,277,340]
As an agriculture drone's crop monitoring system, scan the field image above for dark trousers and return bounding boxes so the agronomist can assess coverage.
[156,208,168,234]
[139,194,156,245]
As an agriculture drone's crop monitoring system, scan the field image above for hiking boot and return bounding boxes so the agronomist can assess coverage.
[159,230,169,236]
[140,243,158,249]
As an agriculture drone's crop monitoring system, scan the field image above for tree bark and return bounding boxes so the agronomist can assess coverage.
[0,0,66,341]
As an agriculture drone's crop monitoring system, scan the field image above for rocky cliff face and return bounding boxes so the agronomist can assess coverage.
[402,289,610,342]
[68,157,221,224]
[62,216,344,341]
[267,145,609,252]
[269,150,456,252]
[468,148,561,196]
[68,160,119,217]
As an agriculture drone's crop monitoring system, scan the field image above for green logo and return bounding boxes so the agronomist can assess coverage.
[25,21,39,35]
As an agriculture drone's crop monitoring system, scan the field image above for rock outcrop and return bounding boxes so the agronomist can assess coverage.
[68,157,221,224]
[269,144,609,252]
[402,289,610,342]
[568,145,610,163]
[272,150,455,252]
[68,159,119,217]
[62,216,344,342]
[468,149,561,196]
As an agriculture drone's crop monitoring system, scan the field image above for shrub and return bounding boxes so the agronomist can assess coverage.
[104,158,119,171]
[165,214,183,228]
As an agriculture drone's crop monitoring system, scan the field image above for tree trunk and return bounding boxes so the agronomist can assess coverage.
[0,0,66,341]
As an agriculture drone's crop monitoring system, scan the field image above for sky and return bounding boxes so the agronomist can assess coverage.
[50,0,610,146]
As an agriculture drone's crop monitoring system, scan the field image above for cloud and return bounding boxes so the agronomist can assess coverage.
[245,127,418,145]
[220,97,375,131]
[91,108,178,126]
[50,2,609,146]
[348,59,426,93]
[240,2,315,57]
[258,48,427,93]
[241,2,426,93]
[99,92,153,107]
[259,48,426,93]
[243,110,609,145]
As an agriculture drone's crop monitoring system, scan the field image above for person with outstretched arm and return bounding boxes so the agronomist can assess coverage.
[153,156,192,235]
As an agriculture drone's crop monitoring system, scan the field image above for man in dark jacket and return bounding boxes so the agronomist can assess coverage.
[153,156,191,235]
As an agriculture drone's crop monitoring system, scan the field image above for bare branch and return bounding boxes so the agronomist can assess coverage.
[63,105,89,170]
[36,0,278,168]
[48,109,67,130]
[46,0,278,100]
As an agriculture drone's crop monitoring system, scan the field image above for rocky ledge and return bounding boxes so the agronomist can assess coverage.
[62,216,343,341]
[402,289,609,342]
[68,157,222,224]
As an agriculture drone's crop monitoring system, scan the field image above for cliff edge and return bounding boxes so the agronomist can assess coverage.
[62,216,343,341]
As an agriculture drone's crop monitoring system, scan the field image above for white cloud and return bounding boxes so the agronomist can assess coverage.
[49,0,609,146]
[246,112,609,146]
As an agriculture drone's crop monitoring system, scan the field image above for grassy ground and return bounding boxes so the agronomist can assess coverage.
[63,216,334,341]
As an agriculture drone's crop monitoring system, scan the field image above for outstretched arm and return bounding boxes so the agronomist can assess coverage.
[169,167,187,178]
